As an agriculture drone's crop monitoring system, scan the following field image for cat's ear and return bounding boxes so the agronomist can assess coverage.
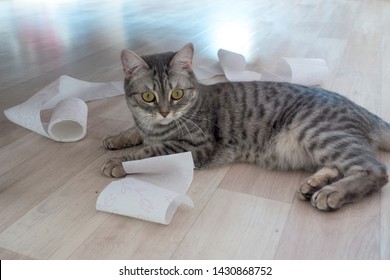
[121,49,149,79]
[170,43,194,71]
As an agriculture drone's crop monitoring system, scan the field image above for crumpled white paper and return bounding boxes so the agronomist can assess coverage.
[3,75,123,142]
[96,152,194,225]
[4,49,329,142]
[193,49,329,85]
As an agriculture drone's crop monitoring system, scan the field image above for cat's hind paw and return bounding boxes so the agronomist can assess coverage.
[101,157,126,178]
[297,167,341,200]
[311,186,345,211]
[297,177,325,200]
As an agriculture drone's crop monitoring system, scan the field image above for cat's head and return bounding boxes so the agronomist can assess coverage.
[121,43,198,125]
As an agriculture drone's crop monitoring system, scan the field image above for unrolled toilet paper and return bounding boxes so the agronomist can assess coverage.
[4,75,124,142]
[96,152,195,225]
[195,49,329,85]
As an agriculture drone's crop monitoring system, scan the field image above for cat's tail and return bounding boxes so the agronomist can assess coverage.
[378,119,390,151]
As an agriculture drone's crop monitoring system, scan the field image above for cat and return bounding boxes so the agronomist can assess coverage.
[101,43,390,211]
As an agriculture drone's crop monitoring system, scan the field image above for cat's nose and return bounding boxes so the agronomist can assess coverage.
[160,111,169,118]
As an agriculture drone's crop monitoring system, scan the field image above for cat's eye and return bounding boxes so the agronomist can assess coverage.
[141,91,156,103]
[171,89,184,101]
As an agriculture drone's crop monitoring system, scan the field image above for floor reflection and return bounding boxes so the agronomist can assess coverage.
[2,0,263,65]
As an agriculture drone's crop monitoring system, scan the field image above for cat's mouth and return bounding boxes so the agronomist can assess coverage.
[159,117,174,125]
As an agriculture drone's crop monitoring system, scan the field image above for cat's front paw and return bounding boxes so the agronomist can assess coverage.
[102,135,121,150]
[101,157,126,177]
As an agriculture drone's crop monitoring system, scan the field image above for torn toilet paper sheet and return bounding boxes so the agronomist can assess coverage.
[96,152,194,225]
[3,75,124,142]
[194,49,329,85]
[261,57,330,86]
[4,49,329,142]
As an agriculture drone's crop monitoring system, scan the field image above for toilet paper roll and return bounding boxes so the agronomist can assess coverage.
[47,98,88,142]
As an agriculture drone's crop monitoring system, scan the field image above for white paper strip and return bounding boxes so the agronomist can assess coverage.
[4,75,124,142]
[217,49,263,82]
[96,152,194,225]
[193,49,329,86]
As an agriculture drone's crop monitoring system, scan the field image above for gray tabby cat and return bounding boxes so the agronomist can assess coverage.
[101,43,390,211]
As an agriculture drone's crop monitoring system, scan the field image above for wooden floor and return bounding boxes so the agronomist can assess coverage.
[1,0,390,260]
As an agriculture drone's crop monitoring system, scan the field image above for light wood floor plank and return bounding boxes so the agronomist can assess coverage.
[172,189,291,259]
[0,156,111,259]
[0,247,34,260]
[219,163,306,203]
[0,99,128,230]
[275,194,381,259]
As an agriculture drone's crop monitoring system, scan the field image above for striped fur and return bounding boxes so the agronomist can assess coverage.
[102,43,390,211]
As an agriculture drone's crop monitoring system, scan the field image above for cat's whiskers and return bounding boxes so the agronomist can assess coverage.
[185,113,220,128]
[133,115,154,144]
[126,127,142,146]
[184,113,242,144]
[181,116,207,138]
[174,119,184,137]
[177,118,194,140]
